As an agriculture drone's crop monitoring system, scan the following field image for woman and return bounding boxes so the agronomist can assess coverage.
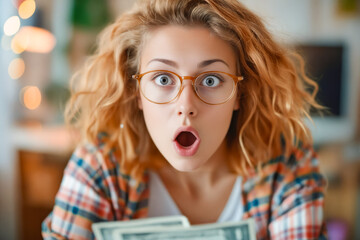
[42,0,327,239]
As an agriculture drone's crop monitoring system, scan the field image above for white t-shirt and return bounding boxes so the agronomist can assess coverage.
[148,171,243,222]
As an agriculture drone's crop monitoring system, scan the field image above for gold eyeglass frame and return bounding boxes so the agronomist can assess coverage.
[132,70,244,105]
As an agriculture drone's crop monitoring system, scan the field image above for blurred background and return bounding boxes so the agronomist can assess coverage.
[0,0,359,239]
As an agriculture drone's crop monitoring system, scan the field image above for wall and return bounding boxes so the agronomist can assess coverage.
[0,1,18,239]
[241,0,360,144]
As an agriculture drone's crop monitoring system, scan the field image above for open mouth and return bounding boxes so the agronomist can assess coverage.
[175,131,197,147]
[173,127,201,157]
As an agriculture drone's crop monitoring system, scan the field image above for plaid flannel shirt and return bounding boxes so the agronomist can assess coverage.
[42,136,327,240]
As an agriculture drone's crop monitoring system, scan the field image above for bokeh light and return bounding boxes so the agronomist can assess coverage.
[3,16,20,36]
[22,86,42,110]
[18,0,36,19]
[11,26,56,54]
[8,58,25,79]
[11,30,29,54]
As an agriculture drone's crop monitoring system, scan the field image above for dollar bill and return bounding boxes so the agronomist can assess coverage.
[111,219,256,240]
[92,215,190,240]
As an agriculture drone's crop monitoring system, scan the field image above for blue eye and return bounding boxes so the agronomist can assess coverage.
[201,75,221,87]
[154,74,174,86]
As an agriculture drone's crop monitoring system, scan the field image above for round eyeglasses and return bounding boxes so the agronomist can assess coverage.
[132,70,244,105]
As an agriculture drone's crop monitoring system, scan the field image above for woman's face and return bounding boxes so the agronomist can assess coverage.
[138,25,239,172]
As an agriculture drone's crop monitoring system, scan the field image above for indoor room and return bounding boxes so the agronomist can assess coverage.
[1,0,359,239]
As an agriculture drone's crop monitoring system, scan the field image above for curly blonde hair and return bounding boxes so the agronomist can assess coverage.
[66,0,322,179]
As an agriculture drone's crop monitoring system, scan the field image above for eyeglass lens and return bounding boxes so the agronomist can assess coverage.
[140,71,235,104]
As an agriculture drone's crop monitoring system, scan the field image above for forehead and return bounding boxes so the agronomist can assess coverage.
[140,25,237,72]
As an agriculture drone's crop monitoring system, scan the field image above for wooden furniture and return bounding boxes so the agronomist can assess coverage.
[13,125,76,240]
[318,143,360,240]
[18,150,69,240]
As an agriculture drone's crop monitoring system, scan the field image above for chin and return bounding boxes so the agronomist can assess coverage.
[168,158,203,172]
[172,166,196,172]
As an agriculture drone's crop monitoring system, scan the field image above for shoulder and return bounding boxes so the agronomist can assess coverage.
[268,144,322,182]
[265,144,325,193]
[42,134,149,239]
[243,144,327,238]
[68,133,146,190]
[269,144,326,208]
[66,135,116,186]
[242,143,326,212]
[245,143,324,188]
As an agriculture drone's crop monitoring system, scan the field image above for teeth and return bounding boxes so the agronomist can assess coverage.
[176,131,196,147]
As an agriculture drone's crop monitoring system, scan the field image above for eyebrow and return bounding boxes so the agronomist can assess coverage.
[198,59,229,68]
[147,58,229,68]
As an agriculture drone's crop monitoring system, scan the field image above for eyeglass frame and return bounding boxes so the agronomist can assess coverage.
[132,70,244,105]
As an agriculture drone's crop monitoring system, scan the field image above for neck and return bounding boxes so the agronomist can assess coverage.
[158,142,235,195]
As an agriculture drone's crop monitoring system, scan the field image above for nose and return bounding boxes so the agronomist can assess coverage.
[176,80,198,117]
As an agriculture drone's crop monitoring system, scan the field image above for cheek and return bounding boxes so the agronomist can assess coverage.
[216,108,234,130]
[220,105,236,130]
[213,100,237,123]
[202,105,235,139]
[141,101,169,138]
[142,104,159,127]
[140,95,154,123]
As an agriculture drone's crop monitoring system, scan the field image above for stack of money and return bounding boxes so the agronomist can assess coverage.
[92,216,256,240]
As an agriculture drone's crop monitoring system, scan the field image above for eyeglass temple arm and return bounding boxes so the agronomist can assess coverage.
[132,74,140,80]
